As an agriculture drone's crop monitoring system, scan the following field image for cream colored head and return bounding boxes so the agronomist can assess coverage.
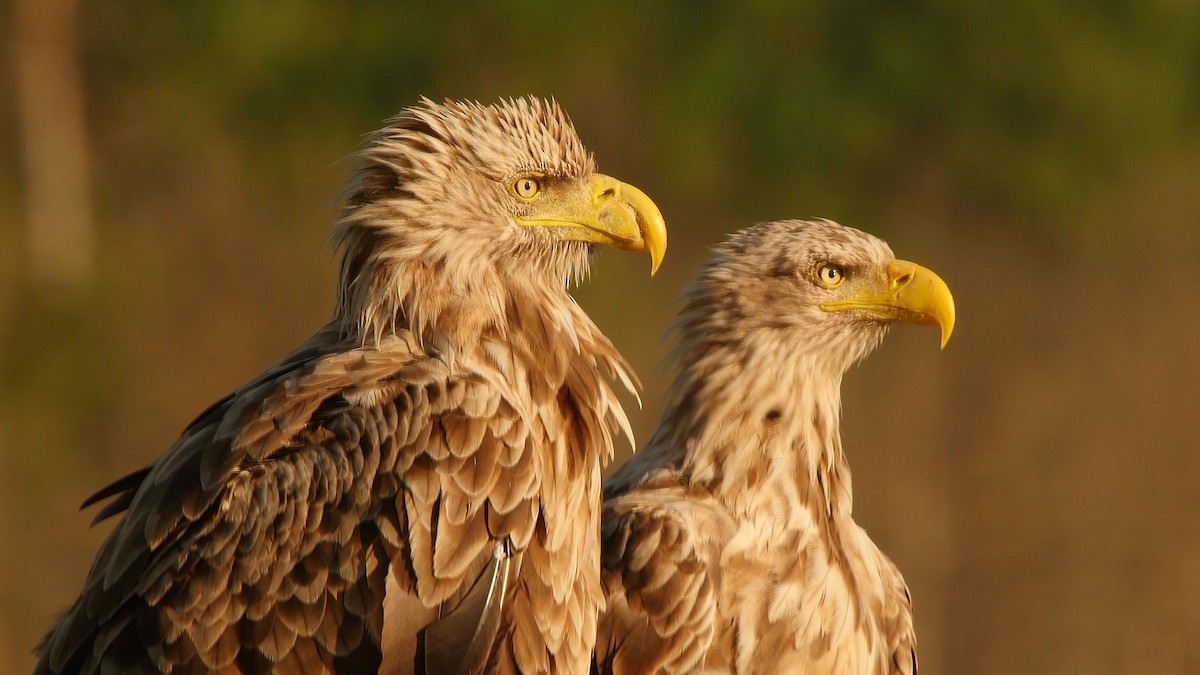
[676,219,953,377]
[332,97,667,344]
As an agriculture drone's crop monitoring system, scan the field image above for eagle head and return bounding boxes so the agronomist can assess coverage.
[679,219,954,376]
[332,97,667,344]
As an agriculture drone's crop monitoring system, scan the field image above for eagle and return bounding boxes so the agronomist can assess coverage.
[594,219,953,674]
[35,97,667,675]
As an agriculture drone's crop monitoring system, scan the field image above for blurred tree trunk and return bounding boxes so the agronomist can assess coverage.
[13,0,93,290]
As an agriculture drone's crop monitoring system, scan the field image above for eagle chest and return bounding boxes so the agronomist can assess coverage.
[716,507,890,673]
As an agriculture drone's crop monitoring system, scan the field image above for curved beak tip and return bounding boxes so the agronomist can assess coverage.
[647,218,667,276]
[933,284,955,350]
[621,182,667,277]
[887,259,955,350]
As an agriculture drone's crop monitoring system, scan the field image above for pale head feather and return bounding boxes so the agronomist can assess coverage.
[331,97,599,348]
[672,218,896,380]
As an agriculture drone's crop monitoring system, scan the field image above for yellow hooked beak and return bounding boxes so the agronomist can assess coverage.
[820,259,956,348]
[515,173,667,275]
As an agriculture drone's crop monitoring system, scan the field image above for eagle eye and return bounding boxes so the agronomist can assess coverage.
[814,264,845,289]
[513,176,541,201]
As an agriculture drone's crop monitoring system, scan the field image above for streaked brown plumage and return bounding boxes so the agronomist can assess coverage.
[35,97,666,675]
[594,220,954,675]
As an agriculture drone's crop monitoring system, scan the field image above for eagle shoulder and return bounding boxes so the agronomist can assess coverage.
[595,482,733,675]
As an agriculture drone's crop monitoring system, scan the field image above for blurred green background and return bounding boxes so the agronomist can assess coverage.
[4,1,1200,672]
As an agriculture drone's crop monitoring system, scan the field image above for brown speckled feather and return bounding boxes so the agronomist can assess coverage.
[36,98,660,675]
[597,220,933,675]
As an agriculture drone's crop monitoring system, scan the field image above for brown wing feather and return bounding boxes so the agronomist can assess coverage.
[595,487,731,675]
[34,326,551,675]
[884,562,919,675]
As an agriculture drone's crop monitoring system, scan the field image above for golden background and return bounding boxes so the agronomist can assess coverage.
[3,2,1199,672]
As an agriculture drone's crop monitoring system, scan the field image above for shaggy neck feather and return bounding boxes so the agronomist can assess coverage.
[660,329,866,519]
[333,202,592,354]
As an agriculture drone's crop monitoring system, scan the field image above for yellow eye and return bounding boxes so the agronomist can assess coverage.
[815,264,845,288]
[513,176,541,200]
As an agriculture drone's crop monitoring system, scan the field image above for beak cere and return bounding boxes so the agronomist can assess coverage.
[515,173,667,275]
[821,259,956,348]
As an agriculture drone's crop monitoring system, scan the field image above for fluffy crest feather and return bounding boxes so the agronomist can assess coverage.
[332,97,598,347]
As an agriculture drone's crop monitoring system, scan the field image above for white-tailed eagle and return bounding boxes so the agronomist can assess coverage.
[36,97,667,675]
[595,219,952,675]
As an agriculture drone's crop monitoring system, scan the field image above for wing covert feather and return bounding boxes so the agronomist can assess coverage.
[36,329,551,674]
[595,491,728,675]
